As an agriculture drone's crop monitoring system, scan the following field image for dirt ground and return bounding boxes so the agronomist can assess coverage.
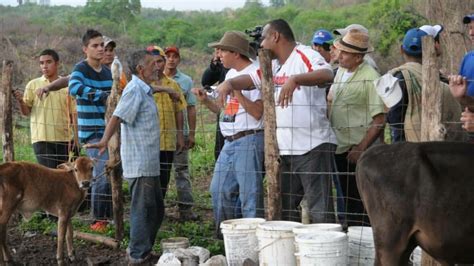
[7,225,133,265]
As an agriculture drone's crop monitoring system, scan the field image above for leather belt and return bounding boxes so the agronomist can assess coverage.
[225,129,263,142]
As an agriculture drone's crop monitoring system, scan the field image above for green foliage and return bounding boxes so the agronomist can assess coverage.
[80,0,141,33]
[18,213,56,235]
[367,0,426,55]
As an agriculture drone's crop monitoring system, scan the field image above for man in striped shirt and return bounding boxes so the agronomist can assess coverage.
[68,29,113,232]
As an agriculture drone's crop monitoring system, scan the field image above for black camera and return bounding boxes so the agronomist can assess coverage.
[245,25,263,56]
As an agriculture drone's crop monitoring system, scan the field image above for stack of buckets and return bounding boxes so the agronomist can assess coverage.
[221,219,376,265]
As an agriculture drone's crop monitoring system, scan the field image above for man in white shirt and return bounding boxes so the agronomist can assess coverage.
[217,19,337,223]
[193,31,264,238]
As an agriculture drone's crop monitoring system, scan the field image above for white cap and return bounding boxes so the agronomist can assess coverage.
[374,73,402,108]
[419,25,443,38]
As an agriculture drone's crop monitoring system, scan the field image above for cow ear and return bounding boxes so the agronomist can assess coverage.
[57,162,74,172]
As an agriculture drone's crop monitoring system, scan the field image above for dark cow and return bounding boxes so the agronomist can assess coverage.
[356,141,474,265]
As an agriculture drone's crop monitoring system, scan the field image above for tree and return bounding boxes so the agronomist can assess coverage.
[270,0,285,7]
[81,0,141,33]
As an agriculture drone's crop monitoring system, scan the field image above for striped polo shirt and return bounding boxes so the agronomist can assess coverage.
[68,60,112,143]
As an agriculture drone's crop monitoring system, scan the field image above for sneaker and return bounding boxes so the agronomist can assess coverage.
[90,221,108,233]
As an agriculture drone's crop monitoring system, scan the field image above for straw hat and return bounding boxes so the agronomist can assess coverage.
[334,29,374,54]
[208,31,252,59]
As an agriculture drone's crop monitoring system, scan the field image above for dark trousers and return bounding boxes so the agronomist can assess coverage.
[32,141,69,169]
[160,150,175,198]
[214,114,225,160]
[280,143,336,223]
[335,152,370,226]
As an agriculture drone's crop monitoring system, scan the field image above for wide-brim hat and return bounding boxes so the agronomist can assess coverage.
[208,31,252,59]
[333,29,374,54]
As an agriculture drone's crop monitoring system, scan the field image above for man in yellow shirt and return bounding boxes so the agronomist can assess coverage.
[147,45,187,199]
[14,49,75,168]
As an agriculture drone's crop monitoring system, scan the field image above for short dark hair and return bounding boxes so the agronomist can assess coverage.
[82,29,102,46]
[315,43,331,52]
[128,50,151,75]
[39,49,59,62]
[267,19,295,42]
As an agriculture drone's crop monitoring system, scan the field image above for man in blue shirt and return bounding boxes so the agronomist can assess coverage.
[460,13,474,96]
[164,46,199,221]
[68,29,113,232]
[85,50,163,264]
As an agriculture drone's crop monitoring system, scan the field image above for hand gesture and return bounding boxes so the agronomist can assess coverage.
[216,81,233,108]
[448,75,467,99]
[461,107,474,132]
[192,87,208,102]
[35,87,49,99]
[277,76,298,108]
[83,141,108,156]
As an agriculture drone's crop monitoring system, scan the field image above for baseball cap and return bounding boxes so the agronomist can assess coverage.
[401,28,428,56]
[463,14,474,24]
[419,25,443,38]
[146,45,165,57]
[374,73,402,108]
[333,24,368,36]
[165,46,180,56]
[103,36,116,48]
[312,29,334,45]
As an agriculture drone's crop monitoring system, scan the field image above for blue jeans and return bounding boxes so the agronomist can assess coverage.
[126,176,164,261]
[210,131,264,235]
[86,138,112,220]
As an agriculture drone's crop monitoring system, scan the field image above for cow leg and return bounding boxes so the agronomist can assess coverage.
[0,194,18,263]
[65,219,75,262]
[56,216,67,266]
[373,227,415,266]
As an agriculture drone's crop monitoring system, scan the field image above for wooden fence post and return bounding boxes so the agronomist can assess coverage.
[420,35,445,266]
[258,49,281,220]
[106,60,124,241]
[1,60,15,163]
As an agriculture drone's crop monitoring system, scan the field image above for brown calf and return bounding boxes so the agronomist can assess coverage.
[0,156,94,265]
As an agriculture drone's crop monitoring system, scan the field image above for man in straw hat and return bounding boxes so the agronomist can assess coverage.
[328,29,385,226]
[216,19,337,224]
[193,31,264,238]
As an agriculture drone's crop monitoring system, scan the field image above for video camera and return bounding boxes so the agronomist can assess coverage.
[245,25,263,57]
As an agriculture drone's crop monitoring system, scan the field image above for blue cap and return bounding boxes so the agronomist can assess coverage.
[312,29,334,46]
[401,28,428,56]
[464,14,474,24]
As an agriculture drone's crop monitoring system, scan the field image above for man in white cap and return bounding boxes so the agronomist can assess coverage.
[419,24,443,57]
[328,29,385,226]
[193,31,264,238]
[216,19,337,225]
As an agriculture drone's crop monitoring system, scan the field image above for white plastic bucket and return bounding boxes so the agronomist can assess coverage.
[295,231,348,266]
[220,218,266,266]
[256,221,302,266]
[293,223,343,236]
[161,237,190,254]
[347,226,375,266]
[293,223,344,265]
[410,246,422,266]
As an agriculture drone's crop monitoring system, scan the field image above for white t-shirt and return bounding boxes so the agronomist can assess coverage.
[249,44,337,155]
[220,62,263,137]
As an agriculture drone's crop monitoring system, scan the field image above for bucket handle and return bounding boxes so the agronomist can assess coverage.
[256,237,285,252]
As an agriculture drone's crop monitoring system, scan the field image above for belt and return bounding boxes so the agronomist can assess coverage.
[225,129,263,142]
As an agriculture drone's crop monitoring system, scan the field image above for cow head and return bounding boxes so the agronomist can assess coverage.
[58,157,94,190]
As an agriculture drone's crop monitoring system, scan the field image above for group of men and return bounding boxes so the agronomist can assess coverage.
[13,12,474,264]
[196,14,474,238]
[15,29,198,263]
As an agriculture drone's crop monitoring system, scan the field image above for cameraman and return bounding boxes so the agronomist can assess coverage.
[201,49,229,160]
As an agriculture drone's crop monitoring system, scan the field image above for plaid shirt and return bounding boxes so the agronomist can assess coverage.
[114,75,160,178]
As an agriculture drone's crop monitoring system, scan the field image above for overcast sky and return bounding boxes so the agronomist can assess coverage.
[0,0,270,11]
